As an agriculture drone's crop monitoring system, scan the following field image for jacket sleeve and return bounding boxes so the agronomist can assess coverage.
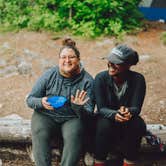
[128,74,146,116]
[26,70,51,110]
[94,73,117,120]
[71,78,95,115]
[83,79,95,114]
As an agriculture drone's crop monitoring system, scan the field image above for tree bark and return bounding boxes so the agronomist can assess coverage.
[0,114,31,143]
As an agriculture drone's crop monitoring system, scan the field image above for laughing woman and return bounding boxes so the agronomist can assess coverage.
[94,45,146,166]
[26,38,94,166]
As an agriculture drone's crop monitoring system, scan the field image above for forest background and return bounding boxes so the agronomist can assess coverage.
[0,1,166,165]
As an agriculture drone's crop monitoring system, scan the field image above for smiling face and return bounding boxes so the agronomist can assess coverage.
[59,48,80,77]
[108,61,130,76]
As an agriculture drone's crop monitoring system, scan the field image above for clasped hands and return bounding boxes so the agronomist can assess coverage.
[115,106,132,123]
[41,89,89,111]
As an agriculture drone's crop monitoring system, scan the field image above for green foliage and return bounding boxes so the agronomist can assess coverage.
[0,0,143,37]
[160,32,166,45]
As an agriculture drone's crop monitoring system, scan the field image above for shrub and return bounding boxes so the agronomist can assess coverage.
[0,0,143,37]
[160,32,166,45]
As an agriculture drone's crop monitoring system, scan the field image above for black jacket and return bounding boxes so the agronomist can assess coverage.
[94,70,146,120]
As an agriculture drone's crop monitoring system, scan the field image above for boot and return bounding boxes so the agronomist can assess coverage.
[123,163,135,166]
[123,159,136,166]
[94,161,105,166]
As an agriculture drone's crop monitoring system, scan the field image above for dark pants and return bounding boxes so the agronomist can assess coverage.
[94,116,146,161]
[31,111,84,166]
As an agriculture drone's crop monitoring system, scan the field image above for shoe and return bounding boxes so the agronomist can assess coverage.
[123,161,136,166]
[94,162,105,166]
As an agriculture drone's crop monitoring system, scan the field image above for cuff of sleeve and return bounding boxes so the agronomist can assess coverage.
[71,103,83,111]
[111,112,117,121]
[128,108,139,117]
[71,103,84,117]
[35,98,43,109]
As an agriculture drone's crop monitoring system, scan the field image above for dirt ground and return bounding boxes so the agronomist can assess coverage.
[0,22,166,165]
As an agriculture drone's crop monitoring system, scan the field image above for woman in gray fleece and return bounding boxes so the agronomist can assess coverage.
[26,38,94,166]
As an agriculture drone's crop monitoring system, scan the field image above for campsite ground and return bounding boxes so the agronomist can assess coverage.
[0,21,166,165]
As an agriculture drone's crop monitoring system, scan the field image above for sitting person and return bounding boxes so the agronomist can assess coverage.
[93,45,146,166]
[26,38,94,166]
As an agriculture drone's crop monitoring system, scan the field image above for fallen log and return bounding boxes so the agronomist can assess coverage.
[0,114,166,145]
[0,114,166,166]
[0,114,31,143]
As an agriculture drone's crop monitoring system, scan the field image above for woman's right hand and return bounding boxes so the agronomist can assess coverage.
[41,97,54,111]
[115,106,132,122]
[115,112,129,122]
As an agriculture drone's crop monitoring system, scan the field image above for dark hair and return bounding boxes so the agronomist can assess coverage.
[132,51,139,65]
[59,38,80,58]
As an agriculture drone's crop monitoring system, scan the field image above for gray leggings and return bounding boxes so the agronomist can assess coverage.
[31,111,84,166]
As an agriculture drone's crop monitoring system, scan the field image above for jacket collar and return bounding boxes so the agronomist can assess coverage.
[106,70,133,105]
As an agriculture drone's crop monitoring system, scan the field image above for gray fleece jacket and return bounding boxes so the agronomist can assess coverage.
[26,66,94,122]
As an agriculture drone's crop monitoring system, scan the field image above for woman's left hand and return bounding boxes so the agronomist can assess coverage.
[71,89,89,105]
[118,106,132,121]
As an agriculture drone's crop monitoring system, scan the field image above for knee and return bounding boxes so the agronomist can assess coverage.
[31,112,53,139]
[65,129,83,142]
[129,117,146,136]
[96,118,112,136]
[32,127,51,141]
[63,124,84,144]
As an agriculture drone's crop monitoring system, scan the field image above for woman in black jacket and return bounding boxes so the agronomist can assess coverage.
[93,45,146,166]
